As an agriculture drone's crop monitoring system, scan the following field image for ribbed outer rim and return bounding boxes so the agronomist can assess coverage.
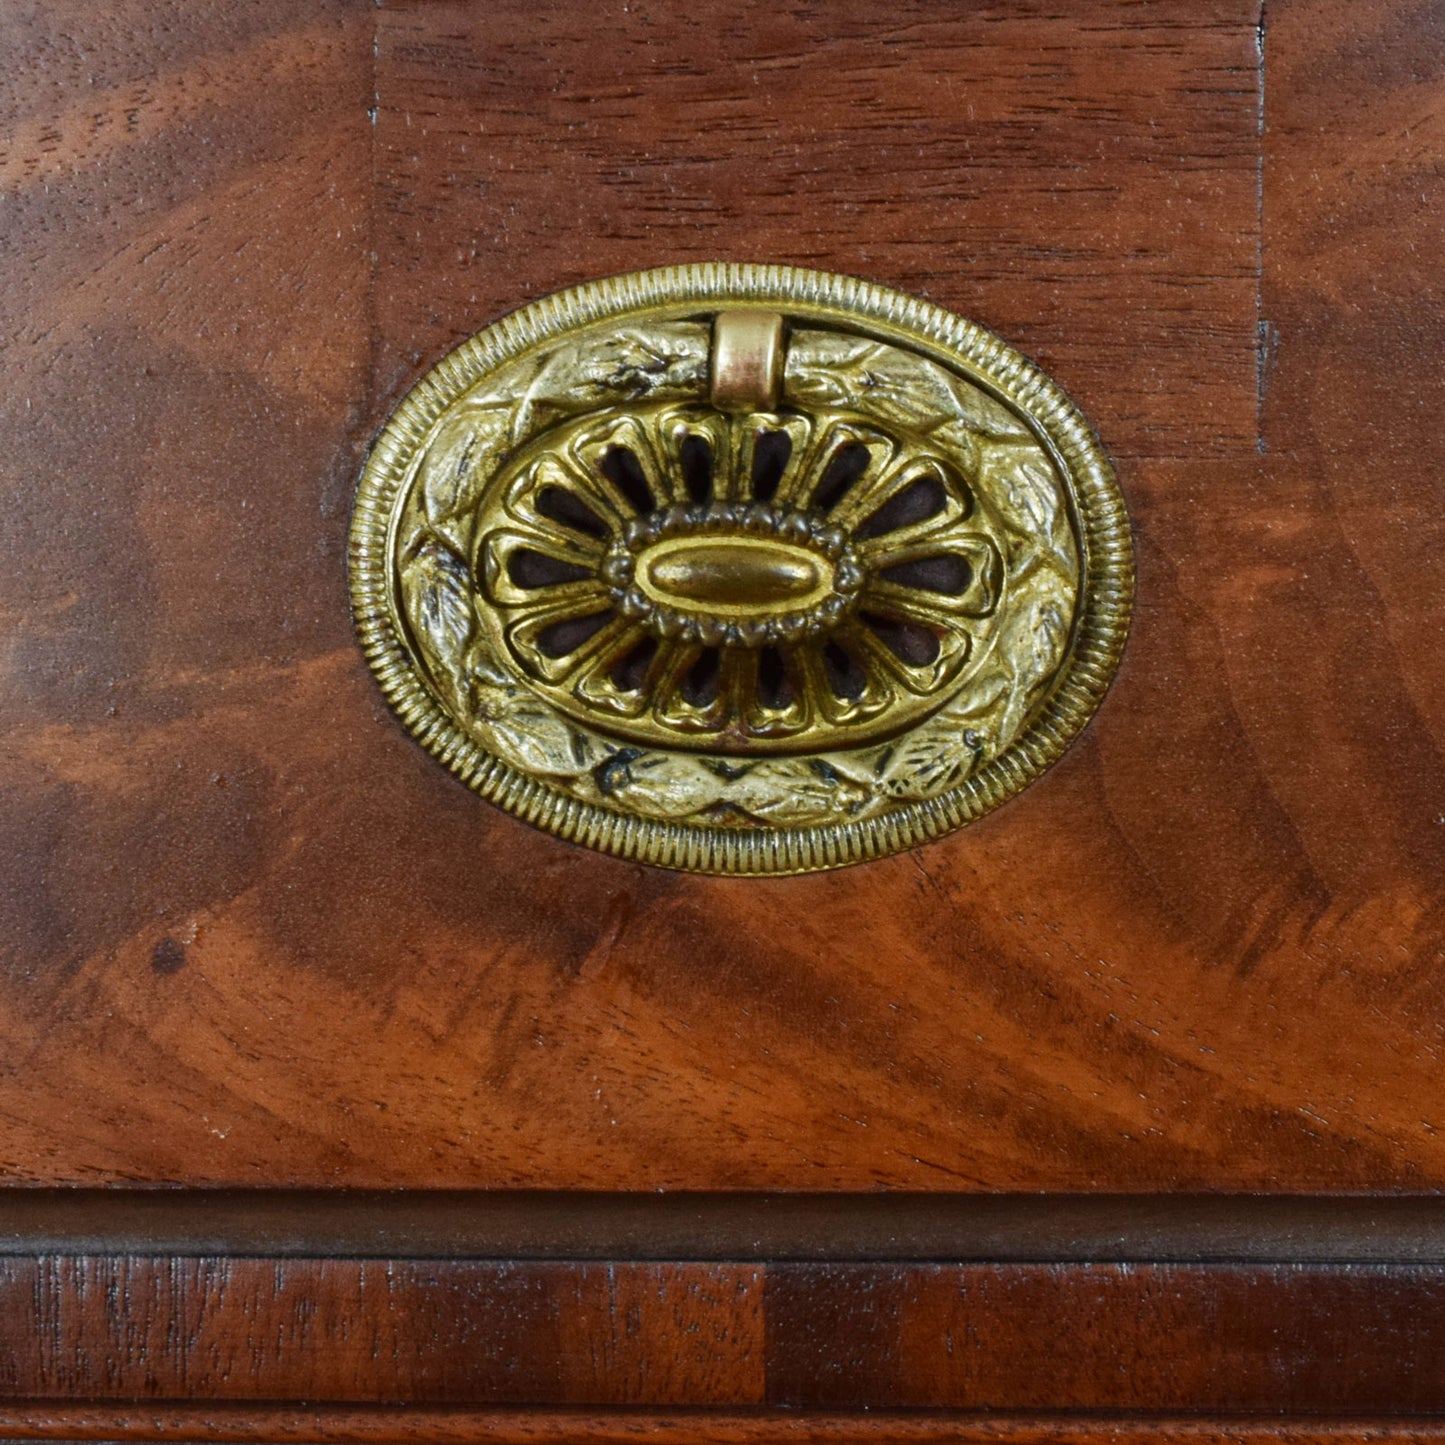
[349,263,1134,876]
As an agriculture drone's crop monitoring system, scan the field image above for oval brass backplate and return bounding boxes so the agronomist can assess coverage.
[350,264,1132,875]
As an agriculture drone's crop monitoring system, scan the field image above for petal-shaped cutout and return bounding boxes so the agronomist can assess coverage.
[738,412,814,509]
[863,534,1002,621]
[570,412,675,515]
[481,528,609,608]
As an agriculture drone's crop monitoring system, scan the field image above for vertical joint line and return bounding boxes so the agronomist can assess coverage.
[1255,0,1268,455]
[367,0,381,427]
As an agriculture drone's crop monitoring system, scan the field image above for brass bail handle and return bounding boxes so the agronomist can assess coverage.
[350,265,1131,874]
[710,309,785,412]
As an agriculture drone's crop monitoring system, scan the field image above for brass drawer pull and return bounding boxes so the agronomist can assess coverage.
[350,264,1132,875]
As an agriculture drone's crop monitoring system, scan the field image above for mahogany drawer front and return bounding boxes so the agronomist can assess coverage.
[1,0,1442,1434]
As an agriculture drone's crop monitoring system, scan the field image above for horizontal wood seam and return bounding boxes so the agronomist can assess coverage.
[4,1406,1445,1444]
[2,1192,1443,1263]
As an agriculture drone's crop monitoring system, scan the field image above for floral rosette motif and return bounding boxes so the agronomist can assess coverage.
[475,403,1003,753]
[351,264,1132,873]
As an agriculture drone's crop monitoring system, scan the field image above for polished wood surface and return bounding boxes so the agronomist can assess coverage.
[1,0,1443,1430]
[9,1190,1445,1262]
[6,1411,1445,1445]
[6,1252,1445,1411]
[371,0,1259,463]
[3,1190,1444,1419]
[3,0,1441,1195]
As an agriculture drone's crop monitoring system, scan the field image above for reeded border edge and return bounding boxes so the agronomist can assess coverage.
[348,263,1135,876]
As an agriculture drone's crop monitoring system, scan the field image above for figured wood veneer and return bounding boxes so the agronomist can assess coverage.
[0,0,1442,1431]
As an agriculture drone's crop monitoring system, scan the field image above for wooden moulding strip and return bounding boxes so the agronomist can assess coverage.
[0,1190,1443,1263]
[3,1407,1445,1445]
[3,1194,1445,1419]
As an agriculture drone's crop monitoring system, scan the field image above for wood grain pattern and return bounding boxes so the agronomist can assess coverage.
[0,1258,762,1407]
[4,1254,1445,1412]
[15,1,1445,1426]
[6,1190,1445,1423]
[0,0,1441,1232]
[370,0,1261,462]
[7,1409,1445,1445]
